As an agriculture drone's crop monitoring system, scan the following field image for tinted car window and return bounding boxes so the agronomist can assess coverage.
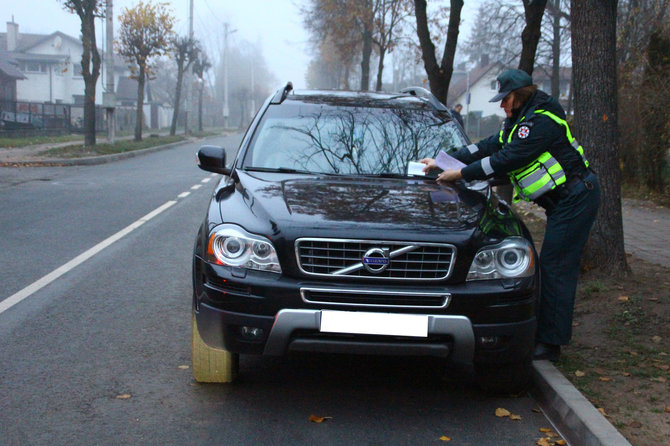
[244,102,468,175]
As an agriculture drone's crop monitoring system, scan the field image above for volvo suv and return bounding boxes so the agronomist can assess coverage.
[191,83,538,393]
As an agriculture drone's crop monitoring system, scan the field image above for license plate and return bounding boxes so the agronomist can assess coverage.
[320,310,428,338]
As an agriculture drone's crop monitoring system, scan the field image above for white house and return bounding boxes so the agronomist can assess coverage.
[0,20,172,130]
[448,60,507,120]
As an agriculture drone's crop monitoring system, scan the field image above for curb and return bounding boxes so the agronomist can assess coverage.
[532,360,632,446]
[0,139,189,167]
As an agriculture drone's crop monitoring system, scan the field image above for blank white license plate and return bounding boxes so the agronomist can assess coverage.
[320,310,428,338]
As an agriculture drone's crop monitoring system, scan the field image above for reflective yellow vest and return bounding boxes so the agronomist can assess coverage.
[498,109,589,202]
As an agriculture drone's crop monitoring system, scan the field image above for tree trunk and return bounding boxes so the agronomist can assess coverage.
[376,47,386,91]
[360,27,373,91]
[80,8,101,148]
[519,0,548,75]
[413,0,463,104]
[135,66,145,142]
[551,0,561,98]
[571,0,629,277]
[170,59,185,136]
[198,84,203,132]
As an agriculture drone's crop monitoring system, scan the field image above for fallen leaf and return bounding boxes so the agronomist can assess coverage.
[602,114,608,122]
[556,440,567,445]
[664,406,670,413]
[115,394,131,400]
[572,322,580,327]
[178,365,190,370]
[629,350,639,356]
[648,297,659,302]
[652,336,662,343]
[536,438,551,446]
[509,414,522,420]
[622,372,631,377]
[652,376,667,383]
[532,408,542,413]
[593,368,606,375]
[599,377,612,382]
[598,408,608,417]
[495,408,511,417]
[309,415,332,423]
[439,436,451,442]
[629,421,642,428]
[653,364,669,371]
[575,370,586,377]
[539,428,552,433]
[617,295,629,302]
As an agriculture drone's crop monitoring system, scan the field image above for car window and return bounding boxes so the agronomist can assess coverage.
[244,103,469,175]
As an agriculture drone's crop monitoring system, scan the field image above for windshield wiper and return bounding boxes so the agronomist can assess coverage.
[243,166,315,174]
[362,173,410,179]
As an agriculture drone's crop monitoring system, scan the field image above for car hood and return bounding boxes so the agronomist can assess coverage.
[222,172,489,240]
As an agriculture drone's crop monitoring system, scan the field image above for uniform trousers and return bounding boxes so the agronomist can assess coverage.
[535,171,601,345]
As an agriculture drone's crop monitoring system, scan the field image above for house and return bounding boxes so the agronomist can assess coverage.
[0,20,172,130]
[448,59,507,120]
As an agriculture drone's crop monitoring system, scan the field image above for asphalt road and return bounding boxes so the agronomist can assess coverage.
[0,134,554,445]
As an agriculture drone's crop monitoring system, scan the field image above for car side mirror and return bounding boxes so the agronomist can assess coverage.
[197,145,230,175]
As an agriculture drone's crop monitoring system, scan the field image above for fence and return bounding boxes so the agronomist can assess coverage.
[0,99,107,137]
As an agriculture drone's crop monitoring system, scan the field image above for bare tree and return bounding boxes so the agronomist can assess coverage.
[372,0,413,91]
[193,52,211,132]
[62,0,105,147]
[414,0,464,104]
[571,0,628,276]
[169,35,200,136]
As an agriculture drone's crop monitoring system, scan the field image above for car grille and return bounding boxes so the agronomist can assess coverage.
[295,238,456,280]
[300,287,451,308]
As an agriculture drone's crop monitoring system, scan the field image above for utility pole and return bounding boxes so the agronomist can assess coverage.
[223,23,230,129]
[104,0,115,143]
[250,60,255,119]
[185,0,194,134]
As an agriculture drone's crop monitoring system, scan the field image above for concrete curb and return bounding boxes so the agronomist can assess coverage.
[0,139,188,167]
[532,360,632,446]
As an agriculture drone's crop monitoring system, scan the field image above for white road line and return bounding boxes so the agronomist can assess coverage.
[0,200,177,316]
[201,178,211,183]
[178,191,190,198]
[191,184,202,190]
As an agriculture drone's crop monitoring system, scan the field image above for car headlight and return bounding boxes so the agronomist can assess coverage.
[207,225,281,273]
[467,237,535,280]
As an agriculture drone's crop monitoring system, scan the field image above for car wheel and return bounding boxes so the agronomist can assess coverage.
[474,354,532,395]
[191,313,239,383]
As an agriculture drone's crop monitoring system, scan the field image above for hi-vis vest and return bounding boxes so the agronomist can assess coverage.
[498,109,589,202]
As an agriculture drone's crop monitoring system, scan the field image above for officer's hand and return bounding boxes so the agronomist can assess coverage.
[420,158,437,173]
[436,169,463,183]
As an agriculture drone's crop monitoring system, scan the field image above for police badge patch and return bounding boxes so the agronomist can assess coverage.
[517,125,531,139]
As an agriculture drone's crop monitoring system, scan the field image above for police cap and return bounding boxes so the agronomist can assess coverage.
[489,69,533,102]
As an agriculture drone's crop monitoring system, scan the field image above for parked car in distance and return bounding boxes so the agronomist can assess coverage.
[191,83,538,393]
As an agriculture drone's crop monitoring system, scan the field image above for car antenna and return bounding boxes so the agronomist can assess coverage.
[400,86,448,112]
[271,82,293,104]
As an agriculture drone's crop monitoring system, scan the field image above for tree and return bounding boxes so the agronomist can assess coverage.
[193,52,211,132]
[518,0,548,75]
[571,0,628,276]
[117,1,175,141]
[62,0,105,147]
[414,0,464,104]
[168,35,200,136]
[372,0,413,91]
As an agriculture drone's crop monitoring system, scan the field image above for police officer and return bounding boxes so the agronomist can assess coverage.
[422,69,600,361]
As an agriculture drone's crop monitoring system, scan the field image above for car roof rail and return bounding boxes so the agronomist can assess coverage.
[271,82,294,104]
[400,86,448,112]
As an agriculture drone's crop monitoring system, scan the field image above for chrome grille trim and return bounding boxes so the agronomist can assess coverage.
[300,287,452,309]
[295,238,456,281]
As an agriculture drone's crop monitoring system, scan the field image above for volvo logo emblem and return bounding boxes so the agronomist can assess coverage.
[362,248,390,273]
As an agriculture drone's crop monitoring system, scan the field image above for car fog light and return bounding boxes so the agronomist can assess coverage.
[239,326,264,340]
[479,336,499,347]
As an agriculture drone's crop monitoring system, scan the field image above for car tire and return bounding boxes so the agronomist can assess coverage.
[191,313,239,383]
[474,354,532,395]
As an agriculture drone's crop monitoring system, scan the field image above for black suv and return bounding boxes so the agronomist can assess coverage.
[192,84,538,392]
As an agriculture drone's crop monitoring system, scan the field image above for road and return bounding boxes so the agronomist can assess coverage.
[0,134,554,445]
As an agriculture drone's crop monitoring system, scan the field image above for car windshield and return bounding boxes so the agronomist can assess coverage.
[242,101,469,176]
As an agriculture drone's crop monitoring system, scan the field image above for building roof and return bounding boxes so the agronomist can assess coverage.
[0,51,26,79]
[447,61,505,104]
[0,30,82,53]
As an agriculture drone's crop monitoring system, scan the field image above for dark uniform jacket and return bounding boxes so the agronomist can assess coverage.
[453,90,588,185]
